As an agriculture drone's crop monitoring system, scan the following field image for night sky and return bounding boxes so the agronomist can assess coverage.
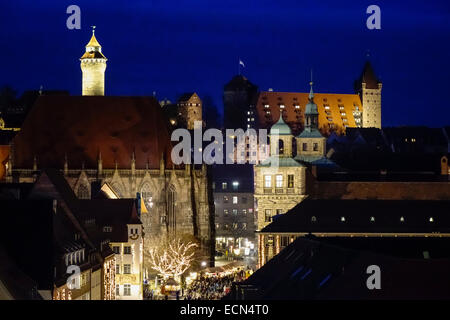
[0,0,449,127]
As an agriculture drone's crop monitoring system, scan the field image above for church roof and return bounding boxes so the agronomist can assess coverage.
[297,128,323,138]
[13,96,173,170]
[270,113,292,136]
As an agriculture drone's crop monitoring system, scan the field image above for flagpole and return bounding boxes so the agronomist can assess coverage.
[238,57,240,75]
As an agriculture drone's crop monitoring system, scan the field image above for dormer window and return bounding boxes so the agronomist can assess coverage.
[103,226,113,233]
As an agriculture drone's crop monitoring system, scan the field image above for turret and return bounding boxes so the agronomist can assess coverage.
[355,60,382,128]
[80,26,107,96]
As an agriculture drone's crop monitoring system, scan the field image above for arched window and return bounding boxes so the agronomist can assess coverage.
[141,183,153,209]
[77,184,90,199]
[167,185,176,233]
[278,139,284,155]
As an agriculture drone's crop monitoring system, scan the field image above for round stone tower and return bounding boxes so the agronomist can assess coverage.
[80,27,107,96]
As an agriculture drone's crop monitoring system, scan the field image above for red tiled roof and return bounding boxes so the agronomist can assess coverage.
[13,96,173,169]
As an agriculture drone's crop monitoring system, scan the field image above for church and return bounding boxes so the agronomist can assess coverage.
[5,30,215,264]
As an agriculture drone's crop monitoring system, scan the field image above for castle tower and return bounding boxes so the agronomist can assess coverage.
[355,61,382,128]
[80,27,107,96]
[177,93,202,130]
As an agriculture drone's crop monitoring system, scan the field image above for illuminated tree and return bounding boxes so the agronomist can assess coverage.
[147,236,198,279]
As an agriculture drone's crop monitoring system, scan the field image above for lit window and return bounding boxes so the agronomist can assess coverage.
[429,217,434,222]
[400,216,405,222]
[311,216,317,222]
[223,196,229,203]
[124,284,131,296]
[265,209,272,222]
[370,216,375,222]
[264,175,272,188]
[288,175,294,188]
[280,104,285,109]
[224,209,229,215]
[264,104,270,108]
[232,196,238,204]
[276,175,283,188]
[341,216,346,222]
[295,105,300,109]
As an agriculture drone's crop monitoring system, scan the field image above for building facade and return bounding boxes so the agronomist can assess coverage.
[213,172,256,257]
[255,61,381,134]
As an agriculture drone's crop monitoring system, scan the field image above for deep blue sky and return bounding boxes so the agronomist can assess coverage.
[0,0,449,127]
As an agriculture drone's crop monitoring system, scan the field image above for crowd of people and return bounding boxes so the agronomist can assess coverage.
[185,269,247,300]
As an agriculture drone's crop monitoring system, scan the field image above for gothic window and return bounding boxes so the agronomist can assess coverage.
[167,185,176,233]
[141,183,153,209]
[77,184,90,199]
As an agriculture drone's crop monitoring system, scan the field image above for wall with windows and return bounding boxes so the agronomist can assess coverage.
[110,224,143,300]
[254,165,307,230]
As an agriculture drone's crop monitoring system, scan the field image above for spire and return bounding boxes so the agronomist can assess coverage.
[309,81,314,101]
[309,69,315,100]
[86,26,101,48]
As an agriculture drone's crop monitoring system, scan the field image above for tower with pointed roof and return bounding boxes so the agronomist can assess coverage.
[80,27,107,96]
[295,82,326,160]
[355,61,382,128]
